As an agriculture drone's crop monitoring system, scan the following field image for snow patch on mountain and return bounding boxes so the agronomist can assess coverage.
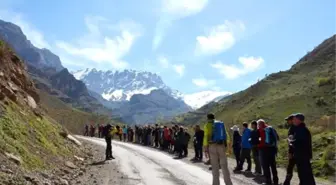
[183,91,232,109]
[73,68,91,80]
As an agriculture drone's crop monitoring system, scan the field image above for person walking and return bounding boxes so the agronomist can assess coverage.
[191,125,204,162]
[236,122,252,172]
[176,126,186,159]
[291,113,316,185]
[103,123,115,160]
[204,113,233,185]
[250,121,262,175]
[122,126,127,142]
[231,125,241,170]
[257,119,279,185]
[84,124,89,136]
[283,114,296,185]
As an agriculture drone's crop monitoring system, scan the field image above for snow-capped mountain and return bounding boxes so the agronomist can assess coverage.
[183,91,232,109]
[73,68,182,102]
[72,68,228,110]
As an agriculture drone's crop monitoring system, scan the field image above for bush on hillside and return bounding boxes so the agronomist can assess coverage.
[317,77,332,86]
[316,97,327,106]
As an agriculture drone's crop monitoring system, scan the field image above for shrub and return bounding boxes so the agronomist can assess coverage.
[316,97,327,106]
[317,77,332,86]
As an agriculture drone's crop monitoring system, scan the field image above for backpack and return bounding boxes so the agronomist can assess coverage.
[265,126,278,147]
[211,120,227,142]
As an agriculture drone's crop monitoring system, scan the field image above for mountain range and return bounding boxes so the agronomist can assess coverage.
[0,18,229,124]
[73,68,230,109]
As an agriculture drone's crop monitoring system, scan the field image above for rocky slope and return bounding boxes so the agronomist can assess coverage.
[173,35,336,180]
[0,19,111,115]
[0,39,91,185]
[0,19,64,71]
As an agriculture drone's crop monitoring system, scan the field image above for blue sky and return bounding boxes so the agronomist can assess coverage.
[0,0,335,94]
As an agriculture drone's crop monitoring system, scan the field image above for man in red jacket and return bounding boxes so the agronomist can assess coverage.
[257,119,278,185]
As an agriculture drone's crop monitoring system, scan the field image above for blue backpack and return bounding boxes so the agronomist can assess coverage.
[212,120,227,142]
[265,126,278,147]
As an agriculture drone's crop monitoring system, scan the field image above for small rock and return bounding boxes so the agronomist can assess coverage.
[74,155,84,162]
[1,168,13,174]
[5,152,22,165]
[65,161,78,169]
[76,180,81,184]
[78,171,84,176]
[43,182,51,185]
[27,95,37,109]
[59,179,69,185]
[41,172,50,179]
[0,71,4,77]
[66,135,82,146]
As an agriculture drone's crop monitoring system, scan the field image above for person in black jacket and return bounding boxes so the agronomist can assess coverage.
[250,121,262,175]
[191,125,204,162]
[291,113,316,185]
[283,114,296,185]
[103,123,115,160]
[231,125,242,170]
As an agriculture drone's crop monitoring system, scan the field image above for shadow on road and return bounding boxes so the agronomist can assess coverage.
[90,160,107,166]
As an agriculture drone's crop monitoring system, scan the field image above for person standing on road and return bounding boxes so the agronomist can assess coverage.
[204,113,233,185]
[231,125,241,170]
[192,125,204,162]
[250,121,262,175]
[283,114,296,185]
[103,123,115,160]
[122,126,127,142]
[236,122,252,172]
[291,113,316,185]
[257,119,279,185]
[84,124,89,136]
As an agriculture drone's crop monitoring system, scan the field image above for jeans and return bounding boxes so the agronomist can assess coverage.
[260,147,278,184]
[233,147,241,167]
[239,148,252,170]
[105,137,112,159]
[284,157,296,185]
[252,147,262,174]
[194,143,203,160]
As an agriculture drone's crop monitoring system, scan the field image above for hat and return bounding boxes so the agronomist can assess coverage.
[230,125,239,131]
[285,114,295,121]
[207,113,215,120]
[294,113,305,121]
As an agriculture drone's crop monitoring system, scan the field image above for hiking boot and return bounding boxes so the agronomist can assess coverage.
[190,157,197,161]
[244,169,251,172]
[233,167,242,172]
[204,160,211,165]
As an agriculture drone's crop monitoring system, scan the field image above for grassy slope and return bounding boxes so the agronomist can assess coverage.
[0,101,75,176]
[173,35,336,180]
[38,90,120,134]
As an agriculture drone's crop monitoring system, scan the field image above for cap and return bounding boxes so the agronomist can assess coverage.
[294,113,305,121]
[285,114,295,121]
[207,113,215,120]
[230,125,239,131]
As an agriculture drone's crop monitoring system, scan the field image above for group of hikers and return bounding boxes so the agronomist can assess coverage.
[85,112,316,185]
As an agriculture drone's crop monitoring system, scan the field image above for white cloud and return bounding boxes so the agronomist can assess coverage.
[173,64,185,76]
[211,56,264,79]
[158,56,170,68]
[153,0,209,50]
[195,20,245,56]
[56,16,143,70]
[0,10,50,49]
[192,77,215,87]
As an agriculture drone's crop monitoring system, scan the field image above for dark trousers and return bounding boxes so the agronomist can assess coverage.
[239,148,252,170]
[233,147,241,167]
[105,137,112,159]
[155,137,159,147]
[284,157,296,185]
[252,147,262,173]
[296,158,316,185]
[179,144,188,157]
[194,143,203,160]
[260,147,278,184]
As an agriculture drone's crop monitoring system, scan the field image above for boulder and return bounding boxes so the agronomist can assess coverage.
[27,95,37,109]
[67,135,82,146]
[5,152,22,165]
[65,161,77,169]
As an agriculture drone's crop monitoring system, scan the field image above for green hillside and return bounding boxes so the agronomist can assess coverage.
[173,35,336,180]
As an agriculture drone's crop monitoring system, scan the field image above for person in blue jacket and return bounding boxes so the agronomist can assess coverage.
[235,122,252,172]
